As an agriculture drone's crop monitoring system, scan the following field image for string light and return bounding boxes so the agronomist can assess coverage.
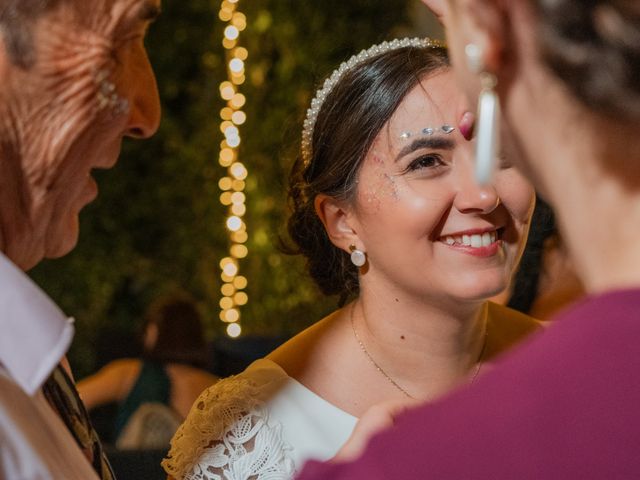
[217,0,248,337]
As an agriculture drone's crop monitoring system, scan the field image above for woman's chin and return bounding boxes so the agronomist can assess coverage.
[449,279,510,305]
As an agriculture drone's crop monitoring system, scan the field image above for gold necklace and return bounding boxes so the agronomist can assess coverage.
[349,303,489,400]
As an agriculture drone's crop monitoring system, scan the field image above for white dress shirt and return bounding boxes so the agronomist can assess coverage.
[0,252,99,479]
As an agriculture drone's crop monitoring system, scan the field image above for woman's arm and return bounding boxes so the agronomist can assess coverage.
[76,358,141,410]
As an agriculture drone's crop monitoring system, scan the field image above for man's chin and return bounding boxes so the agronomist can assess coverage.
[45,219,80,262]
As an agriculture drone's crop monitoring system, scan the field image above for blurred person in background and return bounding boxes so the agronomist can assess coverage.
[496,197,585,319]
[78,294,218,450]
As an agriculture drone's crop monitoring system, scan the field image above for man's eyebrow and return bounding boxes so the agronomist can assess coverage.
[137,1,161,21]
[395,136,455,162]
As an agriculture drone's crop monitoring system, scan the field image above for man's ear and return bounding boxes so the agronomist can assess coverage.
[421,0,446,23]
[314,194,360,252]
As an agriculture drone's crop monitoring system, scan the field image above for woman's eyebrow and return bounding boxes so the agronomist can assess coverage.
[395,136,455,162]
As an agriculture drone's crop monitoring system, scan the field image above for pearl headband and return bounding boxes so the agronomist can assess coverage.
[301,37,444,167]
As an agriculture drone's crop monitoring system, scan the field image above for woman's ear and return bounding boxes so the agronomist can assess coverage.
[314,194,359,252]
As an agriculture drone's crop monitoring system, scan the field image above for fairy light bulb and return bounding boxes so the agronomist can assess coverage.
[217,0,249,338]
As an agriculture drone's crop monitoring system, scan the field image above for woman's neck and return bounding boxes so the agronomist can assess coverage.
[506,58,640,295]
[552,164,640,294]
[353,286,488,400]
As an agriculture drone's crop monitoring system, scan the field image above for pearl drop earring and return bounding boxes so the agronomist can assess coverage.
[465,43,500,185]
[349,245,367,268]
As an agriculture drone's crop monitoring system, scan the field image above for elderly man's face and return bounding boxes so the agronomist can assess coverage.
[1,0,161,269]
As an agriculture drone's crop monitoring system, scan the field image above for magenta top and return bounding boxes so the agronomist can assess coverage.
[297,289,640,479]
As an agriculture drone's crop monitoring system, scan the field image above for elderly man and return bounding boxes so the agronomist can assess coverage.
[0,0,160,478]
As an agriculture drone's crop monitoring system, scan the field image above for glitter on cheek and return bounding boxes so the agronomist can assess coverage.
[362,168,400,206]
[370,151,384,165]
[359,184,381,211]
[362,150,404,203]
[383,173,400,200]
[94,68,130,118]
[358,145,408,209]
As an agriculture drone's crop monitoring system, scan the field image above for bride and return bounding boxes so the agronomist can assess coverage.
[163,38,541,480]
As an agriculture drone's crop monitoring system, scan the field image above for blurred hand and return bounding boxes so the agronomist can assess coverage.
[420,0,446,24]
[332,398,423,463]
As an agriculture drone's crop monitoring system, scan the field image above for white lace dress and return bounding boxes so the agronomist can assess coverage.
[162,358,357,480]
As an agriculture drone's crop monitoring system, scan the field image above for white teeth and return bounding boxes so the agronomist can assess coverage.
[482,232,492,246]
[442,231,498,248]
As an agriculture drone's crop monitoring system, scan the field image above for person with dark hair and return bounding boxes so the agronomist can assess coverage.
[296,0,640,478]
[77,295,218,450]
[507,198,586,319]
[0,0,160,478]
[502,197,556,313]
[142,295,212,369]
[163,38,540,480]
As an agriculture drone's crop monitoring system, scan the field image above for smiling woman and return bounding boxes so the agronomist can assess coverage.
[162,38,541,480]
[297,0,640,476]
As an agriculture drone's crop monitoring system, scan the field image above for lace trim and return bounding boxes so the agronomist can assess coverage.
[162,368,295,480]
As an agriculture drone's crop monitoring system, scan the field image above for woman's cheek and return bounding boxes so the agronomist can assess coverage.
[498,170,536,224]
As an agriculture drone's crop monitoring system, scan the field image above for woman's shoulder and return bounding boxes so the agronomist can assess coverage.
[267,309,346,379]
[485,302,544,360]
[487,301,543,331]
[162,359,295,480]
[103,357,143,373]
[174,359,289,421]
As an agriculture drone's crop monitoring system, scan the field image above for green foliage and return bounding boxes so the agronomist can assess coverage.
[29,0,412,377]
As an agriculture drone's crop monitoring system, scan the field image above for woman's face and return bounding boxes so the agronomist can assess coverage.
[4,0,161,268]
[348,70,534,305]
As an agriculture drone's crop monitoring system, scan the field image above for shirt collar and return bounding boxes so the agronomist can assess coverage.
[0,252,74,396]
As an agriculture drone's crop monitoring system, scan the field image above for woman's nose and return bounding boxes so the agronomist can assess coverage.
[453,167,501,214]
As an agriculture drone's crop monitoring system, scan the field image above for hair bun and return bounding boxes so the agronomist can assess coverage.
[537,0,640,119]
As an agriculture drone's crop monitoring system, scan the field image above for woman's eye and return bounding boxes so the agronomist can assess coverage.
[405,154,443,172]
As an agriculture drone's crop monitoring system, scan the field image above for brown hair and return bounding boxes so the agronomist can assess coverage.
[143,294,209,369]
[285,44,449,304]
[535,0,640,119]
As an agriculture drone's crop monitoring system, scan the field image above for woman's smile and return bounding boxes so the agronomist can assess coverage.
[438,228,503,257]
